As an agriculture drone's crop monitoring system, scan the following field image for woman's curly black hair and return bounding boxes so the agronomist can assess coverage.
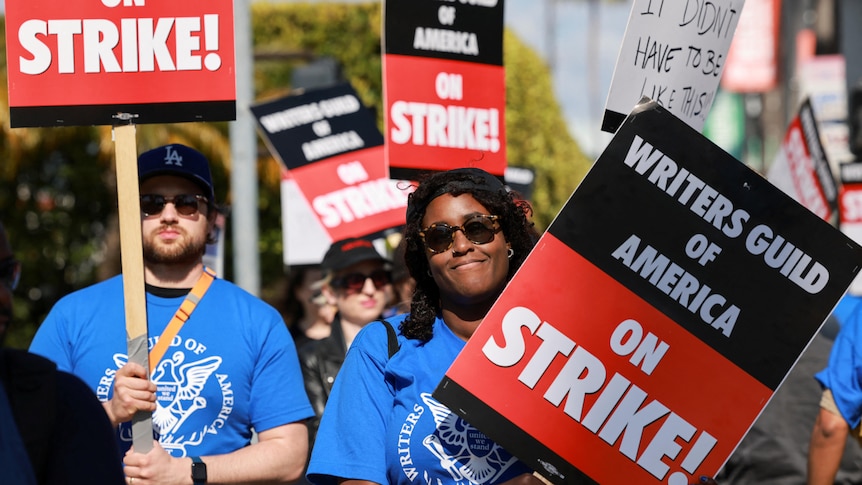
[400,169,538,341]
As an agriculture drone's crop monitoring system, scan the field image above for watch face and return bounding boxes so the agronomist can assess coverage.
[192,462,207,481]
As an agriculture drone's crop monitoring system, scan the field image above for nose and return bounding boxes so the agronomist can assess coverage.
[450,227,473,254]
[360,276,378,295]
[159,200,180,222]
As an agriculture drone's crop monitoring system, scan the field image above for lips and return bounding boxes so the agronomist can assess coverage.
[451,259,485,270]
[360,298,382,309]
[157,228,182,241]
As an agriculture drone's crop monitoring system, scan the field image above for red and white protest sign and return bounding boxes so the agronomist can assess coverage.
[251,83,408,243]
[436,101,862,484]
[5,0,236,127]
[839,162,862,296]
[720,0,781,93]
[767,99,838,223]
[383,0,506,180]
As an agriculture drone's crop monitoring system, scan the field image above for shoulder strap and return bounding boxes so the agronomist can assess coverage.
[379,319,401,359]
[149,267,216,374]
[0,348,57,484]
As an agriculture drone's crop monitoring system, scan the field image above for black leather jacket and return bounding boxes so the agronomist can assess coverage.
[297,313,347,446]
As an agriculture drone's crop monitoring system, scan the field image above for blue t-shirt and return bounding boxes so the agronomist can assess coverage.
[307,314,532,485]
[816,294,862,427]
[30,274,314,457]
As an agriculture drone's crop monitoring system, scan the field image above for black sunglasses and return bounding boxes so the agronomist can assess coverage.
[331,270,392,292]
[419,214,501,254]
[140,194,209,217]
[0,257,21,291]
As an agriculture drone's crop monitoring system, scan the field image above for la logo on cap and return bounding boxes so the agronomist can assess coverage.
[163,146,184,167]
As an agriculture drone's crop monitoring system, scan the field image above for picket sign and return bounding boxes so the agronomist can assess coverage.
[113,121,153,454]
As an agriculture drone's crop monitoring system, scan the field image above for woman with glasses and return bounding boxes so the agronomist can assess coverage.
[307,168,542,485]
[298,236,393,449]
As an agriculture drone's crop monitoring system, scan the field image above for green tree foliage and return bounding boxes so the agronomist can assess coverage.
[0,4,592,347]
[250,3,591,228]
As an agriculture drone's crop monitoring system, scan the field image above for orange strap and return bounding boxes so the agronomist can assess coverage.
[148,268,216,374]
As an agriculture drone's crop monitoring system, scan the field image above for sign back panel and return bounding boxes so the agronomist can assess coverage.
[5,0,236,127]
[436,100,862,484]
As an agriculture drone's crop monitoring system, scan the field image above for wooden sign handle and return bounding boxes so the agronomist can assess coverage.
[113,122,153,454]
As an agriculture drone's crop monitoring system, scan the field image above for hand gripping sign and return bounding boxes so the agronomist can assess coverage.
[435,99,862,484]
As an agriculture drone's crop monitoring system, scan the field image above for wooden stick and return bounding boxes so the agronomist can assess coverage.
[113,121,153,453]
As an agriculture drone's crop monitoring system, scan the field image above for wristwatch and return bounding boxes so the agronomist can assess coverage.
[191,456,207,484]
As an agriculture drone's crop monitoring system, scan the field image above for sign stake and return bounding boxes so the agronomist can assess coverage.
[112,115,153,453]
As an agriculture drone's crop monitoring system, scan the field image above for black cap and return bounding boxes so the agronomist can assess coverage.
[138,144,215,202]
[321,237,390,273]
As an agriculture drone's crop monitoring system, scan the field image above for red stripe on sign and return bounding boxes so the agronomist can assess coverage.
[383,53,506,176]
[446,234,772,484]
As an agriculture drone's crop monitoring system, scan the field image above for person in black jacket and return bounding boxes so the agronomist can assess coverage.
[298,236,393,446]
[0,219,125,485]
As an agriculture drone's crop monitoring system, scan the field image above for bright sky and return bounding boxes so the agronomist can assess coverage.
[505,0,634,158]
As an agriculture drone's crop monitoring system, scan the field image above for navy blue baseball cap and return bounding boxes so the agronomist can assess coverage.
[138,144,215,202]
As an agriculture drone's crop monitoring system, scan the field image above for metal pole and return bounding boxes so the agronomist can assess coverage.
[230,0,261,295]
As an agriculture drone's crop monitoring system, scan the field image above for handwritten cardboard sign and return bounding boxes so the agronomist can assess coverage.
[767,99,838,223]
[436,100,862,484]
[5,0,236,127]
[603,0,744,134]
[382,0,506,180]
[252,83,408,243]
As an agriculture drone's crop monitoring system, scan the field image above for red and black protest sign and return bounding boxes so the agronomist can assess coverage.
[435,100,862,484]
[251,83,408,242]
[767,99,838,223]
[383,0,506,180]
[5,0,236,127]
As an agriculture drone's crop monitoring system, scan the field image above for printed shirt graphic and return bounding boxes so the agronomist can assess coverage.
[29,275,314,456]
[307,315,531,485]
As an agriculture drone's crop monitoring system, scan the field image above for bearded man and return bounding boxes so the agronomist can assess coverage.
[30,144,314,485]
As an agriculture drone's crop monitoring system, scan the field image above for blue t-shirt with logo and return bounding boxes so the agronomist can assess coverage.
[30,274,313,456]
[307,314,532,485]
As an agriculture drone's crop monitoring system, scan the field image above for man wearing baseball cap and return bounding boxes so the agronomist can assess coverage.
[31,144,314,484]
[298,236,393,448]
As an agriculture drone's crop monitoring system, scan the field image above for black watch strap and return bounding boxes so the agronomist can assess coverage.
[191,456,207,484]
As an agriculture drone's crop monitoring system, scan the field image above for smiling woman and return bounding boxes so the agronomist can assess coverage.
[306,167,542,485]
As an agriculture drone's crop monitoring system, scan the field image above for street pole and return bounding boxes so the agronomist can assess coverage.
[230,0,261,295]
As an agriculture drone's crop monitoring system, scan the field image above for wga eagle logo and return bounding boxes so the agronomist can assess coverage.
[420,393,518,484]
[151,351,221,436]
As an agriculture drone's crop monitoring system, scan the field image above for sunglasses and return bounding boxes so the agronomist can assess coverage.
[419,214,501,254]
[140,194,209,217]
[331,270,392,292]
[0,257,21,291]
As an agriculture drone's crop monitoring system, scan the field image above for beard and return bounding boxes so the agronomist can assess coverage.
[143,226,207,266]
